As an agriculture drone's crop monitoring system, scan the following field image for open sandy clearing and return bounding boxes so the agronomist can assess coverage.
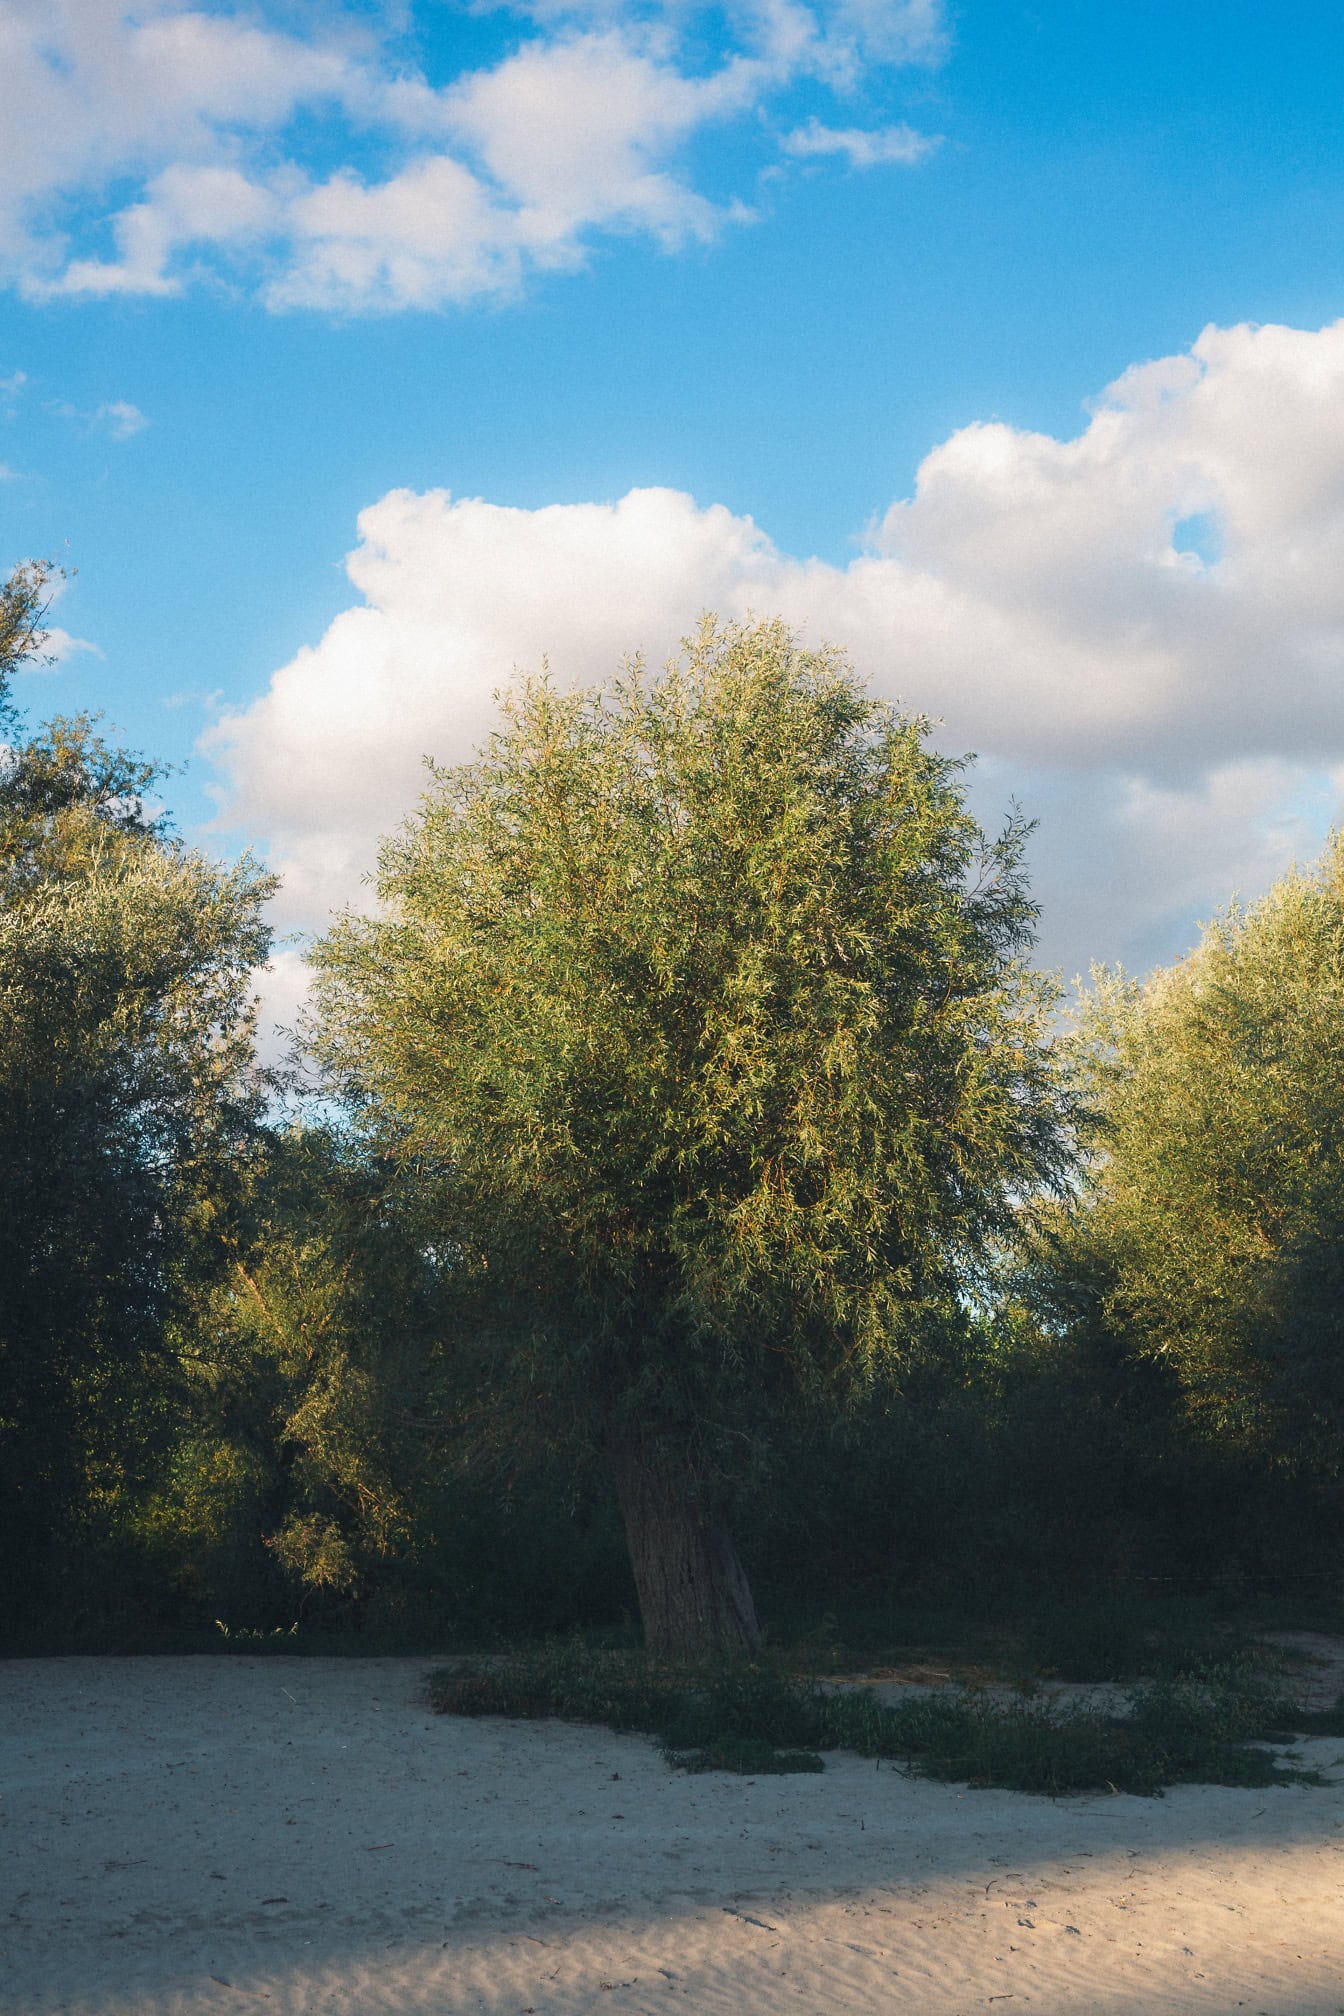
[2,1655,1342,2015]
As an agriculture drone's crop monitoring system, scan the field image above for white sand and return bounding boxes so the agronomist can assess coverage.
[3,1654,1342,2014]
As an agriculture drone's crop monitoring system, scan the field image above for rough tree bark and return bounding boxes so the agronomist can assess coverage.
[606,1422,761,1660]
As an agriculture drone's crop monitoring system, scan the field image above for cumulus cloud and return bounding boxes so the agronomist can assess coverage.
[782,118,939,168]
[205,318,1344,1013]
[206,485,782,925]
[3,0,946,312]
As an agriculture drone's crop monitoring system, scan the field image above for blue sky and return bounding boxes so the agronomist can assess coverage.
[5,0,1344,1031]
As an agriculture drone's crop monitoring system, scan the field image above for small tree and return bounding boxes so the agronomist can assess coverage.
[168,1126,436,1620]
[1047,838,1344,1479]
[312,619,1074,1656]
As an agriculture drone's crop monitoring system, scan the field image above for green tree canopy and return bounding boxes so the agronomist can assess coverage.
[312,618,1075,1655]
[1045,835,1344,1479]
[0,567,276,1614]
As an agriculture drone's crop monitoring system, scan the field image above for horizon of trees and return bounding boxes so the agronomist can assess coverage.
[3,561,1341,1654]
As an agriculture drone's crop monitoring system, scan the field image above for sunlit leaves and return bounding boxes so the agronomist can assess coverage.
[1058,835,1344,1466]
[312,617,1075,1433]
[0,613,277,1607]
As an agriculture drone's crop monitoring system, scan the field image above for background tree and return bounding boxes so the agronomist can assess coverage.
[312,618,1075,1657]
[0,564,276,1616]
[1039,836,1344,1486]
[159,1127,437,1625]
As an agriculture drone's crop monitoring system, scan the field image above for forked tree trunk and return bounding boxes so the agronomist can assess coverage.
[606,1423,761,1660]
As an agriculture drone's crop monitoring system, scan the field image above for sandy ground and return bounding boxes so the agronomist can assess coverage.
[3,1656,1343,2015]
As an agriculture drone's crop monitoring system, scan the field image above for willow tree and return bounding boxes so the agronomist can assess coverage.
[1046,837,1344,1478]
[0,563,276,1615]
[311,619,1073,1656]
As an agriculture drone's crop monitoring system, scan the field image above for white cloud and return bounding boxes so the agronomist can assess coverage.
[94,400,148,439]
[444,30,760,247]
[204,318,1344,1004]
[264,156,523,314]
[40,163,283,300]
[2,0,947,312]
[45,394,151,438]
[782,117,939,168]
[1001,755,1330,983]
[822,0,950,68]
[32,626,102,668]
[489,0,949,77]
[205,484,780,923]
[250,943,316,1071]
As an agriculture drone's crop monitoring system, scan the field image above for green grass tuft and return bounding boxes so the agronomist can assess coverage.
[425,1641,1329,1795]
[666,1737,825,1773]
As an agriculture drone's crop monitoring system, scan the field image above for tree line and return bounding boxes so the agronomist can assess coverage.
[3,563,1341,1657]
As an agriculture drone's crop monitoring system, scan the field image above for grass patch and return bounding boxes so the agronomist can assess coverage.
[1290,1702,1344,1738]
[668,1737,825,1773]
[426,1641,1329,1796]
[754,1583,1344,1688]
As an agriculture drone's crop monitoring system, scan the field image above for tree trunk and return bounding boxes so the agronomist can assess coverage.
[606,1423,762,1660]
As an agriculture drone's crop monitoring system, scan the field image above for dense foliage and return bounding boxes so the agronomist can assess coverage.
[0,665,275,1611]
[310,619,1077,1652]
[2,565,1339,1659]
[1039,846,1344,1480]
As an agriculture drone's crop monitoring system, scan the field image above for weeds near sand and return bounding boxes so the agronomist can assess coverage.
[214,1620,300,1643]
[426,1642,1331,1796]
